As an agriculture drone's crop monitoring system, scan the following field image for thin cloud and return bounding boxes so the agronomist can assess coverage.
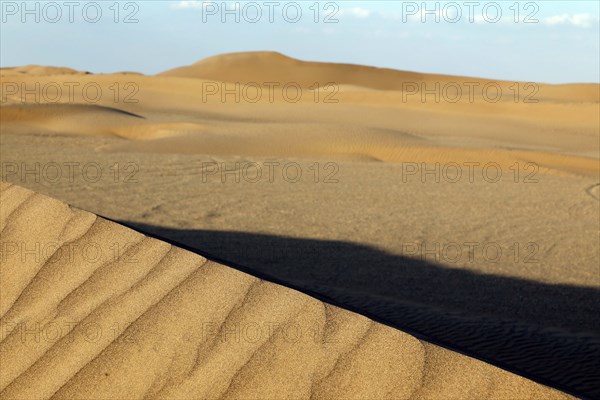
[171,1,205,10]
[339,7,372,19]
[543,13,598,28]
[349,7,371,19]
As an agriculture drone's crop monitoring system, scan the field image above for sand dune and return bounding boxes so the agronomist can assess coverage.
[160,52,599,102]
[159,51,451,90]
[2,53,598,168]
[0,182,571,399]
[0,104,144,137]
[0,65,90,77]
[1,52,598,399]
[1,84,598,174]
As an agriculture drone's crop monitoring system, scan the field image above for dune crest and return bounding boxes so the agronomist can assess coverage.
[0,182,570,399]
[0,65,90,77]
[159,51,466,90]
[0,104,144,137]
[160,51,600,101]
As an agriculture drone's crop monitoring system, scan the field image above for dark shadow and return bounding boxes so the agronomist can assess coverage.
[114,221,600,399]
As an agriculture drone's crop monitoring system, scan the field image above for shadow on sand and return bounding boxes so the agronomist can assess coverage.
[115,221,600,399]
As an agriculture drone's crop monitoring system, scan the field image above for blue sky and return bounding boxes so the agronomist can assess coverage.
[1,1,599,83]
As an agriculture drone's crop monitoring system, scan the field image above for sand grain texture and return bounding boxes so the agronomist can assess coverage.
[0,182,571,400]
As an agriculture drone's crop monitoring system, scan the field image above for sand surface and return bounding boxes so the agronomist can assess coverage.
[1,52,599,398]
[0,182,571,399]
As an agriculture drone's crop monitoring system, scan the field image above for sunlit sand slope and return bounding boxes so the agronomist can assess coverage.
[0,182,570,399]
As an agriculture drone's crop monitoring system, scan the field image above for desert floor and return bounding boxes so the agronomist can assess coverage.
[1,52,599,398]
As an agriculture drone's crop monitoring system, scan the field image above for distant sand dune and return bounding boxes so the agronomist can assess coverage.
[0,65,90,77]
[160,52,599,103]
[0,100,597,176]
[1,53,598,173]
[0,182,570,399]
[0,104,143,137]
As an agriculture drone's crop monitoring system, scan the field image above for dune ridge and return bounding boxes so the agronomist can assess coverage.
[160,51,600,101]
[0,66,90,77]
[2,52,598,173]
[0,182,572,399]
